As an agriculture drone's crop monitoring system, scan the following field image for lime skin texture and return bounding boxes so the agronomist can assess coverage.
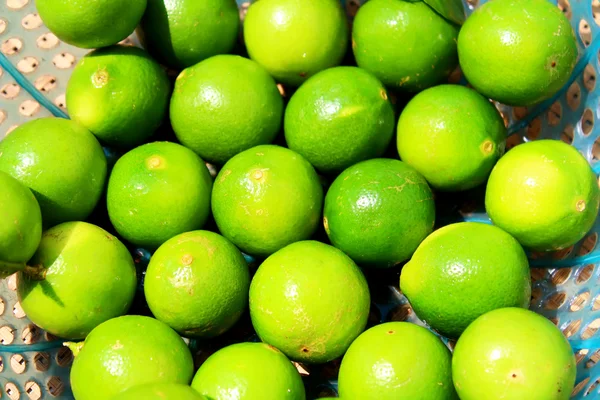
[170,55,284,165]
[191,342,306,400]
[17,221,137,340]
[458,0,578,106]
[284,66,395,174]
[338,322,457,400]
[452,307,577,400]
[107,141,213,250]
[69,315,195,400]
[397,84,507,192]
[0,171,42,276]
[138,0,240,69]
[113,383,208,400]
[485,140,600,251]
[249,240,371,364]
[66,45,172,149]
[324,158,435,268]
[352,0,459,92]
[400,222,531,339]
[212,145,323,258]
[0,117,107,228]
[144,230,251,339]
[36,0,146,48]
[243,0,349,87]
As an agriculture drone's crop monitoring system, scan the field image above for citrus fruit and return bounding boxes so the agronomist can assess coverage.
[485,140,600,251]
[36,0,146,48]
[144,230,250,338]
[113,383,207,400]
[191,342,305,400]
[66,45,171,149]
[212,145,323,258]
[243,0,348,86]
[284,67,395,173]
[0,171,42,275]
[338,322,457,400]
[400,222,531,339]
[249,240,370,363]
[452,308,576,400]
[138,0,240,69]
[171,55,284,165]
[458,0,577,106]
[324,159,435,268]
[0,118,107,228]
[352,0,459,92]
[70,315,194,400]
[17,222,137,339]
[397,85,507,191]
[107,142,213,250]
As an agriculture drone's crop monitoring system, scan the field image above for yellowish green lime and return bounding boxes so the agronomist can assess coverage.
[0,171,42,274]
[170,55,283,165]
[0,118,107,228]
[70,315,194,400]
[400,222,531,338]
[352,0,459,92]
[191,342,306,400]
[397,84,507,191]
[107,142,213,250]
[453,308,576,400]
[37,0,146,48]
[485,140,600,251]
[458,0,577,106]
[67,45,171,149]
[244,0,348,86]
[250,241,370,363]
[284,67,395,173]
[338,322,457,399]
[144,231,250,338]
[17,222,137,340]
[138,0,240,69]
[212,145,323,258]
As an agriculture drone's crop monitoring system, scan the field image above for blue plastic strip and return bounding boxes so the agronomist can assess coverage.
[507,34,600,136]
[571,338,600,351]
[0,52,69,119]
[0,340,65,353]
[529,251,600,268]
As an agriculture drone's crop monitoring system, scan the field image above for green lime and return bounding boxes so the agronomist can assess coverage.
[191,342,305,399]
[138,0,240,69]
[458,0,577,106]
[453,308,576,400]
[324,159,435,268]
[107,142,213,250]
[284,67,395,173]
[212,145,323,258]
[36,0,146,48]
[243,0,348,87]
[338,322,457,399]
[250,241,370,363]
[17,222,137,339]
[112,383,207,400]
[352,0,459,92]
[171,55,284,165]
[0,118,107,228]
[144,230,250,338]
[70,315,194,400]
[397,85,507,191]
[485,140,600,251]
[0,171,42,275]
[400,222,531,338]
[67,45,171,149]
